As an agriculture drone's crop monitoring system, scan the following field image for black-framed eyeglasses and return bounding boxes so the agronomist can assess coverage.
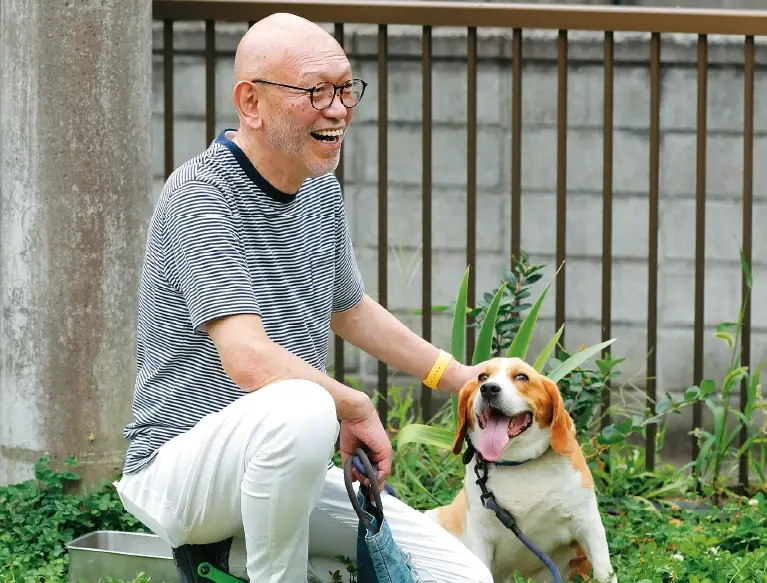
[251,78,367,111]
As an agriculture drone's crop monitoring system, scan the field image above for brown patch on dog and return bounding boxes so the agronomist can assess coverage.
[435,488,468,537]
[452,380,478,455]
[511,362,594,489]
[568,541,593,580]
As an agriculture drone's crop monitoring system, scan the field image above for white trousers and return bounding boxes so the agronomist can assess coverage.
[116,379,492,583]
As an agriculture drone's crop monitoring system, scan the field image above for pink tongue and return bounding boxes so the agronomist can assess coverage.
[478,414,511,461]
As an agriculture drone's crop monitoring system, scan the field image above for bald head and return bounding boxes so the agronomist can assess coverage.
[234,13,345,82]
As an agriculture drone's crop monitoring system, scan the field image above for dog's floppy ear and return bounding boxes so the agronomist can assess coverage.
[451,380,478,455]
[542,376,576,456]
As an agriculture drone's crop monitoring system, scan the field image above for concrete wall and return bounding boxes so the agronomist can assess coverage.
[151,23,766,458]
[1,0,153,486]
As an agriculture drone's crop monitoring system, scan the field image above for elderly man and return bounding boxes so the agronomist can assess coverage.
[115,12,493,583]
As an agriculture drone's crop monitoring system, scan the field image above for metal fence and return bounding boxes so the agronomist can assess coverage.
[152,0,763,483]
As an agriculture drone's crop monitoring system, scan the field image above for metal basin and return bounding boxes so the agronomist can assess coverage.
[66,530,248,582]
[67,531,178,583]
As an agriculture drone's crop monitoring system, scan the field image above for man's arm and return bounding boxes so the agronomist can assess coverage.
[330,294,471,394]
[203,313,373,422]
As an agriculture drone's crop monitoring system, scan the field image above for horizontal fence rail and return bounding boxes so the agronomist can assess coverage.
[151,0,761,488]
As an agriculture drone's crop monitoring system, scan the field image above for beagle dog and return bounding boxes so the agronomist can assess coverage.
[424,357,617,583]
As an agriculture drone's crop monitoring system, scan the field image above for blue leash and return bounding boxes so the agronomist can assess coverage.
[352,454,398,498]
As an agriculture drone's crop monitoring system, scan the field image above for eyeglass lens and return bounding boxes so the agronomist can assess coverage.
[312,80,364,109]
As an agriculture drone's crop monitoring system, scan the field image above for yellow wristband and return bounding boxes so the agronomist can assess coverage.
[424,350,454,389]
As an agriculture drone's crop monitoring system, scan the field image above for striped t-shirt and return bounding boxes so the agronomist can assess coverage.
[122,129,365,475]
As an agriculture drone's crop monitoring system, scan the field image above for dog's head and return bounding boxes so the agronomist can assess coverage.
[451,357,577,463]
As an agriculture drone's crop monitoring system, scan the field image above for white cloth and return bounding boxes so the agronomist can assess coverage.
[116,379,493,583]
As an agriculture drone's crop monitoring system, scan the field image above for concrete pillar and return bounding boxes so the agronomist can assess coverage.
[1,0,153,486]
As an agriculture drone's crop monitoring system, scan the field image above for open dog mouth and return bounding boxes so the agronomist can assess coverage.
[310,128,344,143]
[475,407,534,461]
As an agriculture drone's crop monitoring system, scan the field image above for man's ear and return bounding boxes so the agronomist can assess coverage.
[542,376,576,456]
[232,80,263,130]
[451,381,477,455]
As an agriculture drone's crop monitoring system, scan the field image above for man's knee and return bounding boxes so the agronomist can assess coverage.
[241,379,339,465]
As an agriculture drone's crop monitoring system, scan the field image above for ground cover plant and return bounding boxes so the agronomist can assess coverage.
[1,250,765,583]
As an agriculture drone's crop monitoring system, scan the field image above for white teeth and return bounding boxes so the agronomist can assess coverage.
[312,129,343,136]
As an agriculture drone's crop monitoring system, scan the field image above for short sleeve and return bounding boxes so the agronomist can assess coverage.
[332,195,365,312]
[162,181,261,332]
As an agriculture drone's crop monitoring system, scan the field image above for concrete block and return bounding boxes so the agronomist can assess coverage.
[661,66,767,134]
[151,53,237,123]
[661,132,767,199]
[358,247,508,310]
[151,115,208,178]
[517,64,650,130]
[354,123,504,189]
[349,186,507,253]
[215,57,238,121]
[660,258,767,328]
[515,127,650,193]
[518,191,650,259]
[353,58,504,126]
[658,326,767,394]
[525,256,652,326]
[659,197,767,263]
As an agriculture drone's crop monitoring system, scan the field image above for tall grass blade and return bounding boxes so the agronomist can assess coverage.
[547,339,616,383]
[472,283,507,364]
[533,324,564,372]
[396,423,455,452]
[507,283,550,360]
[449,267,471,427]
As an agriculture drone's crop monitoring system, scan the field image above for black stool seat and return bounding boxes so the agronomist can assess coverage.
[172,537,247,582]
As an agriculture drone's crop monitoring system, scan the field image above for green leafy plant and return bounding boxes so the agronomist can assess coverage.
[468,252,546,357]
[593,249,766,500]
[0,456,148,583]
[396,261,616,453]
[684,250,766,498]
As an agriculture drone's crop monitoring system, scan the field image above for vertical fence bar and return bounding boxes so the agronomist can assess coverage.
[334,22,346,385]
[739,35,755,489]
[205,20,216,145]
[646,32,661,471]
[511,28,522,265]
[692,34,708,460]
[601,30,614,430]
[556,30,568,347]
[378,25,389,422]
[421,25,433,421]
[467,26,478,362]
[163,20,174,178]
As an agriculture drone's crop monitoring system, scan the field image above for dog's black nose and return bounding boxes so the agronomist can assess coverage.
[480,382,501,397]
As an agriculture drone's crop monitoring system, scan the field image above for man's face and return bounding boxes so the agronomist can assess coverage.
[261,52,357,179]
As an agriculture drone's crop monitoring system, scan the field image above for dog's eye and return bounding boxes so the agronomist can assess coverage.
[514,373,529,381]
[478,372,488,382]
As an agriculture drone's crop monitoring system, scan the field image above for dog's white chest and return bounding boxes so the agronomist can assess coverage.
[463,457,587,580]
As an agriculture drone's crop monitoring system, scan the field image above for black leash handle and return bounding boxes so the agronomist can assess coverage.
[343,448,385,534]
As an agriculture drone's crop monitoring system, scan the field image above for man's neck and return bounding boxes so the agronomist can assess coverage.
[231,129,305,195]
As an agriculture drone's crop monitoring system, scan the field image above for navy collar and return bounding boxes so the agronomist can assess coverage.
[463,436,542,467]
[215,129,298,204]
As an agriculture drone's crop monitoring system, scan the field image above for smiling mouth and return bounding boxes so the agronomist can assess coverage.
[475,407,534,461]
[478,408,534,437]
[310,129,344,143]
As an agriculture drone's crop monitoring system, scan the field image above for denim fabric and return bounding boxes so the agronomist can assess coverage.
[355,489,421,583]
